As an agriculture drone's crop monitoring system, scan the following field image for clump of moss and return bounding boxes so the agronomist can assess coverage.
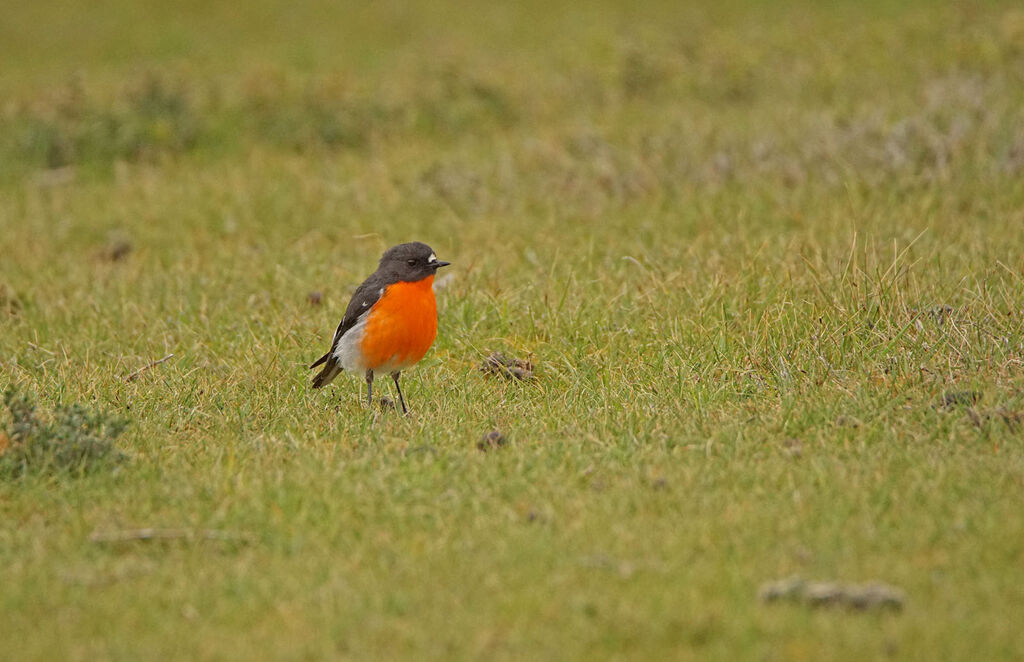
[0,388,127,479]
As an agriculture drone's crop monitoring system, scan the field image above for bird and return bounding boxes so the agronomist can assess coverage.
[309,242,451,413]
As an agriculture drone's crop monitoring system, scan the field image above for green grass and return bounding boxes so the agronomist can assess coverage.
[2,0,1024,659]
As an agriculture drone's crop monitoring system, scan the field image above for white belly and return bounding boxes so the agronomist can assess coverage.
[332,313,419,375]
[333,313,369,372]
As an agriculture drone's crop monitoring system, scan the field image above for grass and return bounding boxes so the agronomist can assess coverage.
[2,0,1024,659]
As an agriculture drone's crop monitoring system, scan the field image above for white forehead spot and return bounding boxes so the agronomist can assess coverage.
[428,253,437,263]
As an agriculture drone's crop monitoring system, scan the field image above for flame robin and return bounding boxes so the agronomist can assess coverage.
[309,242,451,413]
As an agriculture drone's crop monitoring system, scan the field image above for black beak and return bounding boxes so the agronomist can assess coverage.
[434,260,451,268]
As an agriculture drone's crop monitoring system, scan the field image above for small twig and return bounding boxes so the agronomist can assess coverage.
[89,528,255,544]
[27,342,56,356]
[124,354,175,382]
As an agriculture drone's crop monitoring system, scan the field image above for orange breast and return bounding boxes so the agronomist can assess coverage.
[358,275,438,371]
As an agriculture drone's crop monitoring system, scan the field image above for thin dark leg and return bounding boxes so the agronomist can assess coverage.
[365,369,374,407]
[391,371,408,414]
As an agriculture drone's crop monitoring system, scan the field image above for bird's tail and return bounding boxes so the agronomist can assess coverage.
[309,351,331,370]
[310,354,343,388]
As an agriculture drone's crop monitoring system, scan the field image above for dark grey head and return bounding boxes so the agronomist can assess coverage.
[378,242,451,282]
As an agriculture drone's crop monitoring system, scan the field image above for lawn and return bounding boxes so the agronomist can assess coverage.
[2,1,1024,659]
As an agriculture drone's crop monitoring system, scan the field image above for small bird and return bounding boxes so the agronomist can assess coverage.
[309,242,451,413]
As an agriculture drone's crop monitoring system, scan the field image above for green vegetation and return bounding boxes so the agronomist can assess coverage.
[2,0,1024,659]
[1,388,127,478]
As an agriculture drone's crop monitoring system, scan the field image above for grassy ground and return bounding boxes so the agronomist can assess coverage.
[2,0,1024,659]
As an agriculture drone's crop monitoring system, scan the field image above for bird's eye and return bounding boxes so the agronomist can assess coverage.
[406,259,417,266]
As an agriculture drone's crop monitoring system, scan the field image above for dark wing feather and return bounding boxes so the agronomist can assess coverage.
[329,274,389,353]
[309,272,390,386]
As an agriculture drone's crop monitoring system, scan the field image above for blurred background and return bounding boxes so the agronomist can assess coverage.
[4,0,1023,187]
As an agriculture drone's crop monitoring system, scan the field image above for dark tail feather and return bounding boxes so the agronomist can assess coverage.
[311,358,343,389]
[309,351,331,370]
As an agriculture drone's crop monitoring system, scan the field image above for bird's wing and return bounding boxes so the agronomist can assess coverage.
[309,273,388,369]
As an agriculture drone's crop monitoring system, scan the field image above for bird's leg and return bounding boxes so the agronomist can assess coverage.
[365,369,374,407]
[391,371,408,414]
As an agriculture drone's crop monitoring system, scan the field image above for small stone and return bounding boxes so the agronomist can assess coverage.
[378,396,396,410]
[835,415,862,428]
[480,352,535,381]
[307,290,323,306]
[477,429,508,451]
[103,239,133,262]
